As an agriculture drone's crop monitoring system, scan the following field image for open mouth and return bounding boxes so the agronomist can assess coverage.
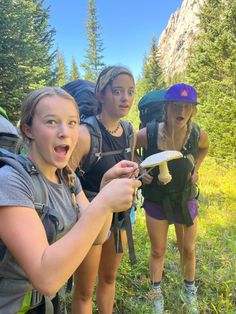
[54,144,69,157]
[176,116,184,122]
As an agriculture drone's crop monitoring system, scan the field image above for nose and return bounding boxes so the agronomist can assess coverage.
[58,122,69,138]
[178,105,185,114]
[121,90,129,101]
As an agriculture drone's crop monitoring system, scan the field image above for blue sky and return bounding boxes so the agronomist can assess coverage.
[44,0,183,79]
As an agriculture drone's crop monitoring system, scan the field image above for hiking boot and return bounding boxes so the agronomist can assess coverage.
[153,288,164,314]
[180,284,198,314]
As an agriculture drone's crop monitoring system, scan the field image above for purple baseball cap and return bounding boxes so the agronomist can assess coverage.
[165,83,198,105]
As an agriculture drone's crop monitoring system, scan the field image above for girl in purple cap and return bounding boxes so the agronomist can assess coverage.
[70,65,136,314]
[136,83,209,313]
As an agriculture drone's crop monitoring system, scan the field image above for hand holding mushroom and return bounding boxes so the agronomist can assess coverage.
[139,151,183,185]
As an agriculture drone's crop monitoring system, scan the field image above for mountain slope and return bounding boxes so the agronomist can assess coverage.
[158,0,204,82]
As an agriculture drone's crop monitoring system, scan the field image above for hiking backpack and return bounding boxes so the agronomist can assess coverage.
[138,89,167,129]
[62,79,98,119]
[0,111,19,153]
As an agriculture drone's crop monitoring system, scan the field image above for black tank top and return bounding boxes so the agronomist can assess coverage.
[80,120,130,194]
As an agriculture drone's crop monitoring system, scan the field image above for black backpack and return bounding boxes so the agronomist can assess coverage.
[62,79,98,119]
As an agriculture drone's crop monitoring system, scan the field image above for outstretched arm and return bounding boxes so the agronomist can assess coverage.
[0,175,141,297]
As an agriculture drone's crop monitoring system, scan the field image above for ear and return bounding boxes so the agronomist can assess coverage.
[21,123,34,140]
[97,93,105,105]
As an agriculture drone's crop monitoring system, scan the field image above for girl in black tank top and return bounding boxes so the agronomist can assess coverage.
[72,66,136,314]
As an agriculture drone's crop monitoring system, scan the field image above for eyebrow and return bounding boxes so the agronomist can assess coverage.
[42,113,78,118]
[112,86,134,89]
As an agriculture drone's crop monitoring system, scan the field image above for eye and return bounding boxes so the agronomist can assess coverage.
[128,89,135,96]
[47,120,57,125]
[69,120,78,127]
[112,88,122,96]
[184,104,192,110]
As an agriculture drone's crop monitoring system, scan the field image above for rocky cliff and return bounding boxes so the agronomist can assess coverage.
[157,0,204,82]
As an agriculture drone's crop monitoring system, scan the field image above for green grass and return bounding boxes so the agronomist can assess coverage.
[66,157,236,313]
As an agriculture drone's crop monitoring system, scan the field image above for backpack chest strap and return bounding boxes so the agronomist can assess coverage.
[94,147,131,158]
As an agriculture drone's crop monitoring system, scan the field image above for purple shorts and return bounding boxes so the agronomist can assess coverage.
[143,199,198,224]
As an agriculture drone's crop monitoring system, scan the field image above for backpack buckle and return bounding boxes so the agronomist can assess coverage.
[95,152,102,158]
[124,148,131,153]
[76,168,85,177]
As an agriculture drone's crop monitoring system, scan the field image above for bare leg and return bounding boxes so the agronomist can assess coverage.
[175,224,184,275]
[72,214,112,314]
[175,219,197,281]
[96,229,127,314]
[72,246,102,314]
[145,213,169,283]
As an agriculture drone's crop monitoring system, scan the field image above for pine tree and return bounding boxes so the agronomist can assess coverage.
[0,0,55,122]
[143,36,165,93]
[136,36,165,99]
[70,57,80,81]
[186,0,236,162]
[81,0,105,82]
[54,50,67,86]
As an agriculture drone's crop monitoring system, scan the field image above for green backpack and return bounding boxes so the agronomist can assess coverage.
[138,89,167,129]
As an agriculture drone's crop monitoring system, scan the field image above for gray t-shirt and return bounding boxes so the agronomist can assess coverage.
[0,161,82,313]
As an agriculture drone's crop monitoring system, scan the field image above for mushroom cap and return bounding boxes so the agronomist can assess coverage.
[140,150,183,168]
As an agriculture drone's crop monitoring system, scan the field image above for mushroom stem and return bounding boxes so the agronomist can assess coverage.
[158,161,172,185]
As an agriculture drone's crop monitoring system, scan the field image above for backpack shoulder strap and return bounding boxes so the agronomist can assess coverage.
[184,122,200,157]
[120,120,134,158]
[79,116,102,174]
[0,148,48,213]
[146,121,158,156]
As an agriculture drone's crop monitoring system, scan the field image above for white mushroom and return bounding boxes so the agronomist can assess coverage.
[140,150,183,184]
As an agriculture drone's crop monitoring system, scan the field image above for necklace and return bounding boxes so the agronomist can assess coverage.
[97,115,121,134]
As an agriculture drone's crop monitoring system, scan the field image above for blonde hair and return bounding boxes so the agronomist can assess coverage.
[19,87,79,208]
[161,103,197,149]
